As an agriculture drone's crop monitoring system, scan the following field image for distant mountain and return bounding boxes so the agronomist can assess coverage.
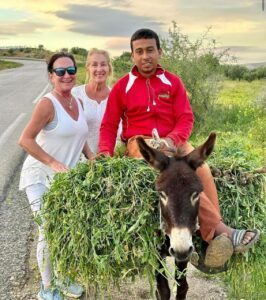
[243,62,266,69]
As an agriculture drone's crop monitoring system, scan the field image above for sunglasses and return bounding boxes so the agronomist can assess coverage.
[52,66,77,76]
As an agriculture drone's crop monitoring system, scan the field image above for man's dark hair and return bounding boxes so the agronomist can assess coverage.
[130,28,160,51]
[47,52,76,73]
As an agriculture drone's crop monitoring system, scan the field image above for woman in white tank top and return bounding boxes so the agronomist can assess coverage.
[18,53,92,300]
[72,48,121,155]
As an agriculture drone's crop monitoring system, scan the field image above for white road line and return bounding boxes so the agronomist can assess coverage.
[0,113,26,149]
[32,83,50,104]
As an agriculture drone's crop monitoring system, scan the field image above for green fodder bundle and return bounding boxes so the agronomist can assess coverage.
[208,142,265,299]
[42,157,164,290]
[209,144,265,232]
[42,141,265,297]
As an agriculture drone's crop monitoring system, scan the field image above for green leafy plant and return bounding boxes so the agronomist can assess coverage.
[42,158,167,295]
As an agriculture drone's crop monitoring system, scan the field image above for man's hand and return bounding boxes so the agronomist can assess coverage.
[158,137,176,156]
[162,137,175,148]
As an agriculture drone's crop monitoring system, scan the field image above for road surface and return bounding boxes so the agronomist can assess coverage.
[0,59,49,299]
[0,58,50,202]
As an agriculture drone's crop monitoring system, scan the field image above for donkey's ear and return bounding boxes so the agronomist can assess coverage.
[136,137,170,172]
[186,132,216,170]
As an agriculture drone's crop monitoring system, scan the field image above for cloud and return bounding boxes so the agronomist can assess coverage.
[217,45,266,54]
[217,45,266,63]
[224,46,266,53]
[105,37,129,50]
[96,0,131,7]
[0,21,51,36]
[56,4,164,37]
[169,0,265,32]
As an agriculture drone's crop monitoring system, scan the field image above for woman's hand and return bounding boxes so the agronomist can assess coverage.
[49,160,69,172]
[82,142,95,160]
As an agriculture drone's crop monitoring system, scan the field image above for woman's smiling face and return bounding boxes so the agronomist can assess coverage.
[87,53,110,84]
[50,57,76,92]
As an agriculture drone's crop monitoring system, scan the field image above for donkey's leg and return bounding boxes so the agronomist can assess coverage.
[156,238,171,300]
[175,260,188,300]
[155,260,171,300]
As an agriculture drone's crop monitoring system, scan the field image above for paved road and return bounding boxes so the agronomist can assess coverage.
[0,59,50,299]
[0,59,50,202]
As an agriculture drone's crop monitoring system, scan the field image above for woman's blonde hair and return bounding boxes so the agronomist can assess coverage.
[85,48,112,82]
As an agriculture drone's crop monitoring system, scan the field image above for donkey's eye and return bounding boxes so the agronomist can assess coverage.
[191,192,200,206]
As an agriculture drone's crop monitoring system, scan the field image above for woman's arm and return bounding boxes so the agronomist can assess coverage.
[82,142,95,160]
[18,97,69,172]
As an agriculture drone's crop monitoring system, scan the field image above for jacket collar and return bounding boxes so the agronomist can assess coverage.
[126,64,171,94]
[131,64,165,78]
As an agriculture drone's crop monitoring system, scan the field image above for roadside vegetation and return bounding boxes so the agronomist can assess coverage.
[0,45,52,59]
[0,60,23,70]
[196,80,265,299]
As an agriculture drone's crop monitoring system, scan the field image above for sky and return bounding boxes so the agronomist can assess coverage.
[0,0,265,64]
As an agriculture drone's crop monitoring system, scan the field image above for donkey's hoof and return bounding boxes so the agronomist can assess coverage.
[204,233,233,268]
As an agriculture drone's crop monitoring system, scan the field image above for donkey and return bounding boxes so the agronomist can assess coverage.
[136,133,216,300]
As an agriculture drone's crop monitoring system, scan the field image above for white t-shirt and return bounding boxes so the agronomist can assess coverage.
[72,84,121,154]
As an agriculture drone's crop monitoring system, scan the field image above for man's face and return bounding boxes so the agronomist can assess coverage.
[131,38,162,78]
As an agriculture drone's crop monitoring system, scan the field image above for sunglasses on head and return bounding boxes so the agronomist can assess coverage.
[52,66,77,76]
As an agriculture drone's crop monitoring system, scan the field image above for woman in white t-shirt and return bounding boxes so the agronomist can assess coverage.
[72,48,121,154]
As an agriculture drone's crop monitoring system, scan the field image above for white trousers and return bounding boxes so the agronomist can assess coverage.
[26,183,52,287]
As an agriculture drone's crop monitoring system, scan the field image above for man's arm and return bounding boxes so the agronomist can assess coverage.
[166,78,194,145]
[98,83,124,156]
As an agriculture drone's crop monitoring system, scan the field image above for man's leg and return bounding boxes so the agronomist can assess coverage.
[178,142,255,244]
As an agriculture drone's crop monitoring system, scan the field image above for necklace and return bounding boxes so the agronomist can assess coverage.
[53,90,73,110]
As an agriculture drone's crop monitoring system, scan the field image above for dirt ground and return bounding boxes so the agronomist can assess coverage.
[10,227,227,300]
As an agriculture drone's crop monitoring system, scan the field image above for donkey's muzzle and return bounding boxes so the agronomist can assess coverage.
[169,245,194,262]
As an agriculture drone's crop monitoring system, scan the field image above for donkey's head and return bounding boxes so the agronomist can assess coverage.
[137,133,216,262]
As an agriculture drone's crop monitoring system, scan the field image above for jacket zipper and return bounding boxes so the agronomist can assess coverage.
[146,78,158,131]
[146,79,156,112]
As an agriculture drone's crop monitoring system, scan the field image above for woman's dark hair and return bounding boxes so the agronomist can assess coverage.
[47,52,76,73]
[130,28,160,52]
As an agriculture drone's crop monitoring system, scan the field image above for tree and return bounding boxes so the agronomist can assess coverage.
[160,22,229,123]
[70,47,88,57]
[60,48,68,53]
[112,51,133,82]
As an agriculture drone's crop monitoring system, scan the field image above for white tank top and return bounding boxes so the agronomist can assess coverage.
[19,92,88,190]
[72,84,122,154]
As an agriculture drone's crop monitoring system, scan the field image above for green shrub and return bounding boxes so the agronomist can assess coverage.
[111,51,133,83]
[160,22,228,122]
[208,138,265,300]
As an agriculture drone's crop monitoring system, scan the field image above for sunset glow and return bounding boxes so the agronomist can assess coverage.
[0,0,265,63]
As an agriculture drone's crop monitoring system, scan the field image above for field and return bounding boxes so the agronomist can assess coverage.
[206,80,265,300]
[0,60,23,70]
[190,79,265,300]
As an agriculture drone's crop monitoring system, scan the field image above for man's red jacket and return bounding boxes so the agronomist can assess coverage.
[98,65,194,155]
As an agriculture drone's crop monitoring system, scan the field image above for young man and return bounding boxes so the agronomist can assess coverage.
[98,28,260,268]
